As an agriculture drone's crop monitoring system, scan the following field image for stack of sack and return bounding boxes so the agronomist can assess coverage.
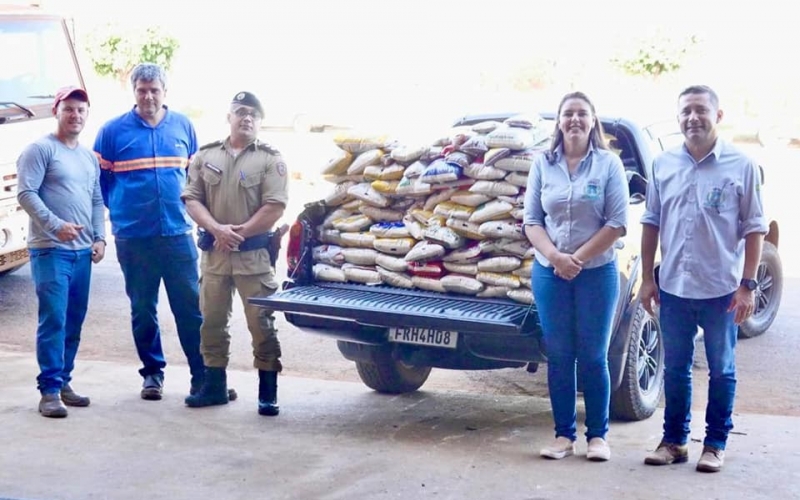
[310,115,552,305]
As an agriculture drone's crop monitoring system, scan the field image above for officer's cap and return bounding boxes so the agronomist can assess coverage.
[231,91,264,116]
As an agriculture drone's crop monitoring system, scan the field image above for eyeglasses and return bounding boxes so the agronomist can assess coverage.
[233,108,262,120]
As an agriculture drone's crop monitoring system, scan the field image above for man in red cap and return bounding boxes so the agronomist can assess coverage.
[16,85,107,418]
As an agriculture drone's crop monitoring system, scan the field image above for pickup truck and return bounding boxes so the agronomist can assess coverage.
[250,112,783,422]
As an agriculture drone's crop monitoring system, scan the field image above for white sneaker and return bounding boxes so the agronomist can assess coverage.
[587,437,611,462]
[539,437,575,460]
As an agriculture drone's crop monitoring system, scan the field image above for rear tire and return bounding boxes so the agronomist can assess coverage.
[610,302,664,421]
[739,241,782,338]
[355,358,432,394]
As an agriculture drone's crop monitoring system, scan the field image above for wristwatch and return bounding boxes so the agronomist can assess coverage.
[740,278,758,291]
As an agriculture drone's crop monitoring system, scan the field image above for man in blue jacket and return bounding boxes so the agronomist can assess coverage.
[93,63,205,400]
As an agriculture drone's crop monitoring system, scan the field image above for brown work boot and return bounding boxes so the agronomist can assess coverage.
[38,393,68,418]
[61,383,90,407]
[586,437,611,462]
[539,437,575,460]
[696,446,725,473]
[644,441,689,465]
[141,373,164,401]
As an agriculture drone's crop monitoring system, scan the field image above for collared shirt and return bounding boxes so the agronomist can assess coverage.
[17,134,105,249]
[93,106,197,238]
[523,144,629,269]
[640,139,767,299]
[181,138,289,276]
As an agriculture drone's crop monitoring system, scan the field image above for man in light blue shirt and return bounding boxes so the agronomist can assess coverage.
[640,85,767,472]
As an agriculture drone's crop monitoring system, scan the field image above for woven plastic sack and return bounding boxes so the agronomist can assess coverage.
[363,164,404,182]
[476,271,521,288]
[321,149,354,176]
[441,274,485,295]
[317,228,343,245]
[445,218,485,241]
[419,159,462,184]
[312,245,345,266]
[407,260,445,279]
[369,221,410,238]
[508,288,534,304]
[423,224,465,250]
[322,207,354,229]
[373,237,416,255]
[377,267,414,289]
[347,183,391,208]
[347,149,385,176]
[469,180,520,197]
[477,255,522,273]
[390,145,427,164]
[463,162,507,180]
[478,219,525,240]
[313,263,347,282]
[339,232,376,248]
[334,132,390,155]
[342,263,382,285]
[476,285,511,298]
[371,180,400,195]
[442,243,482,263]
[324,181,357,206]
[450,192,493,207]
[424,188,457,211]
[469,199,513,224]
[332,214,373,232]
[411,276,447,293]
[375,253,409,272]
[443,261,478,275]
[360,205,404,222]
[402,214,425,240]
[404,241,446,262]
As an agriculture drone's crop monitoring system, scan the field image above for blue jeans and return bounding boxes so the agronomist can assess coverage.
[115,234,204,383]
[659,290,737,450]
[531,260,619,442]
[30,247,92,395]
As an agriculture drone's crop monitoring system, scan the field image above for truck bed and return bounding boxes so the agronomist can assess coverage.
[251,282,538,336]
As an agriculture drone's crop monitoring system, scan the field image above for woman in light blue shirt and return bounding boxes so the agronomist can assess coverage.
[523,91,629,462]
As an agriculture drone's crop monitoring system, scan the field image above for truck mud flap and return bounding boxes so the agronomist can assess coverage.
[250,282,538,335]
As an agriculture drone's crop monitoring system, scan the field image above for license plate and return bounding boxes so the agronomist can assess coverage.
[388,327,458,349]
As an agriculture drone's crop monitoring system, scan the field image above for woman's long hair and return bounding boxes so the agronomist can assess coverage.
[545,91,608,164]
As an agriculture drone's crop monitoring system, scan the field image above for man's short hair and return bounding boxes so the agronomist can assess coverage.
[678,85,719,109]
[130,63,168,89]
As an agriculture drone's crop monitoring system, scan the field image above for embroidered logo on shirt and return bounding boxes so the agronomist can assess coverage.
[704,186,726,212]
[582,179,602,200]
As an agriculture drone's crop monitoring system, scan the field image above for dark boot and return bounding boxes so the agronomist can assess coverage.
[257,370,279,416]
[185,367,228,408]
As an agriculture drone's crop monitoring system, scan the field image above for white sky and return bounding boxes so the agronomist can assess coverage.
[39,0,800,129]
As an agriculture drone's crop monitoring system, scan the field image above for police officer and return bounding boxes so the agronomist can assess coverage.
[181,91,288,416]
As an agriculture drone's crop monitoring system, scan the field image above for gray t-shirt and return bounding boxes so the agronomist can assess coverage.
[16,133,105,250]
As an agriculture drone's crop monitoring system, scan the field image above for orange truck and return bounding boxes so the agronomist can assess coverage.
[0,2,86,275]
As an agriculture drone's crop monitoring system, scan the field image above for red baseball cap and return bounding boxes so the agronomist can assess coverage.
[52,86,89,113]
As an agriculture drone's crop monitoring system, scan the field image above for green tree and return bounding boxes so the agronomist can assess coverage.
[84,24,180,86]
[610,31,699,79]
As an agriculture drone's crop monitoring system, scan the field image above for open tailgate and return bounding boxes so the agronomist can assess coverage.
[250,282,537,335]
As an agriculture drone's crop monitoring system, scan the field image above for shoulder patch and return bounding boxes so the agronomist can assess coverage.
[199,140,224,151]
[257,141,280,155]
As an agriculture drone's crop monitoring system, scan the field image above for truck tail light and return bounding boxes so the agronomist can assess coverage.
[286,220,304,276]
